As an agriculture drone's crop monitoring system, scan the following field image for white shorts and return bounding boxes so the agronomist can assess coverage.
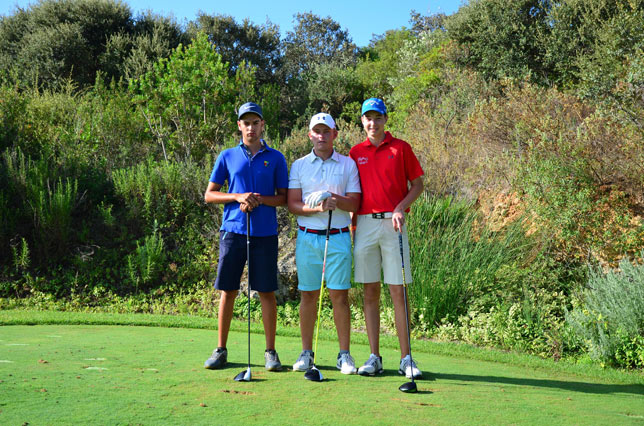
[353,214,412,285]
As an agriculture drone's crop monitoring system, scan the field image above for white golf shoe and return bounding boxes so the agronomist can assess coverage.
[357,353,384,376]
[292,350,314,371]
[398,355,422,379]
[336,352,357,375]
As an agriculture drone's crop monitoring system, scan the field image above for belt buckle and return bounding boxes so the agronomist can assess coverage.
[372,212,385,219]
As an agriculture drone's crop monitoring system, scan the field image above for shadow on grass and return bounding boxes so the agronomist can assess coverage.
[432,373,644,395]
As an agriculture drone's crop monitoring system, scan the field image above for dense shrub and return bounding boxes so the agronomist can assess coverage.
[567,253,644,369]
[468,83,644,264]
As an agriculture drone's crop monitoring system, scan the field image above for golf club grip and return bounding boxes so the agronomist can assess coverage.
[325,210,333,239]
[398,232,405,269]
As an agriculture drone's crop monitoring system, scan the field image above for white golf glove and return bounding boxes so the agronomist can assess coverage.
[304,191,332,208]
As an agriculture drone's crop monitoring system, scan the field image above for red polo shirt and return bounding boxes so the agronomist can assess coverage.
[349,132,424,215]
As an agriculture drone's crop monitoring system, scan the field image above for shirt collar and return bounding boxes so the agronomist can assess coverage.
[239,139,267,157]
[362,131,393,149]
[307,148,339,163]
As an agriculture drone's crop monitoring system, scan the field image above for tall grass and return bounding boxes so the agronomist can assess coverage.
[112,158,208,231]
[406,194,531,329]
[2,148,78,258]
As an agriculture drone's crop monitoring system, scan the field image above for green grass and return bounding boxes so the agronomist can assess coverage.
[1,310,643,425]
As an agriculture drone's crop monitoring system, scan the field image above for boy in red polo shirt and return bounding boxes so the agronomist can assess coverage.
[349,98,424,379]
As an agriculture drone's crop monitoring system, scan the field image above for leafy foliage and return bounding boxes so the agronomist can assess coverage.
[445,0,552,84]
[567,253,644,368]
[187,14,281,85]
[130,33,256,160]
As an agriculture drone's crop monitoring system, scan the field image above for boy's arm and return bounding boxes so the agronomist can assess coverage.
[288,189,360,216]
[392,176,423,232]
[258,188,287,207]
[204,181,260,208]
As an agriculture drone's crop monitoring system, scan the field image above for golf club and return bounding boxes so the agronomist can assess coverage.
[304,210,333,382]
[234,211,252,382]
[398,231,418,393]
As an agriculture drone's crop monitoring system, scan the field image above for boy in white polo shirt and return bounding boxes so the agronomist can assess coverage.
[287,113,361,374]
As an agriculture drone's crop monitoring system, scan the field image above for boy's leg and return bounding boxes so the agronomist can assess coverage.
[218,289,239,348]
[363,282,381,355]
[328,289,350,352]
[258,291,277,350]
[388,285,410,357]
[299,290,320,350]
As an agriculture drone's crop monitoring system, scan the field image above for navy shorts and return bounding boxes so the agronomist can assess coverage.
[214,231,278,293]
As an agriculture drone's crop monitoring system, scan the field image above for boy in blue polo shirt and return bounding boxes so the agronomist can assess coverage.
[203,102,288,372]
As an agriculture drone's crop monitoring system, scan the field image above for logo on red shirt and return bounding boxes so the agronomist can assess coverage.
[357,156,368,165]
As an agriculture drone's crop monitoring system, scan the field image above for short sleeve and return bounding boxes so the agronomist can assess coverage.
[288,159,302,189]
[210,152,229,185]
[275,152,289,189]
[403,143,424,182]
[345,157,361,193]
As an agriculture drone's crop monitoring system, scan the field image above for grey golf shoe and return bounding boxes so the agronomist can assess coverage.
[398,355,422,379]
[336,352,357,375]
[265,349,282,371]
[358,353,384,376]
[293,350,314,372]
[204,347,227,369]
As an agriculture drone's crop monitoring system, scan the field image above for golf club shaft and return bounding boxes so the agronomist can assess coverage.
[313,210,333,364]
[246,211,251,370]
[398,232,414,384]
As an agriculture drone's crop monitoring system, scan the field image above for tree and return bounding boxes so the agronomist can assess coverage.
[546,0,644,92]
[281,12,357,81]
[445,0,553,84]
[0,0,133,88]
[101,11,186,81]
[187,14,281,85]
[0,1,186,88]
[306,60,364,122]
[130,33,256,161]
[279,12,358,131]
[356,28,414,99]
[409,10,447,34]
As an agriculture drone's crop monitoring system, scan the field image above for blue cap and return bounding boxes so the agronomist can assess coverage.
[361,98,387,116]
[238,102,263,119]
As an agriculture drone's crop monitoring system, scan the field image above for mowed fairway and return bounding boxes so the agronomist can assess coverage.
[1,316,643,424]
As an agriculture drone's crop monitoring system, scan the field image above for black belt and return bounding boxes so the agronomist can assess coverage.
[371,212,393,219]
[299,226,350,235]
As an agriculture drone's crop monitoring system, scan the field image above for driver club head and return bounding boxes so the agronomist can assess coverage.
[304,366,323,382]
[234,367,251,382]
[399,381,418,393]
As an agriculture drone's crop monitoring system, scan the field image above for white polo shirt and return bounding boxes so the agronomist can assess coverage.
[289,149,361,229]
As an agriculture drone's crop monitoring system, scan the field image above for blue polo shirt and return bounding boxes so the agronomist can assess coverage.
[210,140,288,236]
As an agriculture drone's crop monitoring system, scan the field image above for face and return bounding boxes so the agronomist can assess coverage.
[237,113,264,143]
[361,110,387,141]
[309,124,337,155]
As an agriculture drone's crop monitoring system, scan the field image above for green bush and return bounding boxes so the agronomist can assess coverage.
[436,256,579,358]
[567,252,644,369]
[126,222,166,290]
[2,148,78,260]
[112,158,208,232]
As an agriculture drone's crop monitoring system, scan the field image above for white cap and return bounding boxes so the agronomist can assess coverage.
[309,113,336,130]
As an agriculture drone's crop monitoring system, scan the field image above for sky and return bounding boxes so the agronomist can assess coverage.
[0,0,466,47]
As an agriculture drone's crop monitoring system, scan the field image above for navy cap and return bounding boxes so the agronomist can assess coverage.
[238,102,263,119]
[361,98,387,116]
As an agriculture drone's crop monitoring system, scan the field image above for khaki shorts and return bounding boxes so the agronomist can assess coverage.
[353,214,412,285]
